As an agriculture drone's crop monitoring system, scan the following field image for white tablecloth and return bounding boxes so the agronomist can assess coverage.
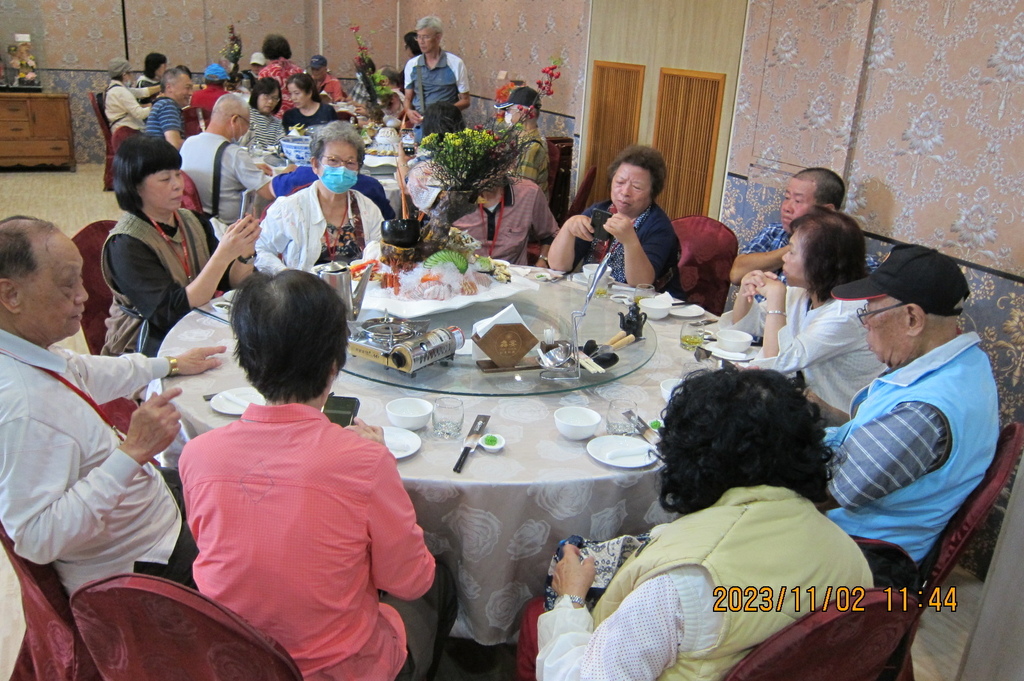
[160,281,712,643]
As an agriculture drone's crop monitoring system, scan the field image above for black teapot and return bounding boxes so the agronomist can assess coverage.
[618,303,647,338]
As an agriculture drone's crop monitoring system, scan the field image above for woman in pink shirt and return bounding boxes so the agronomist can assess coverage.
[179,270,454,680]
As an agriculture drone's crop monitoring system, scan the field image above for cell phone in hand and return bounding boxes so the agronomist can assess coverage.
[590,209,613,241]
[323,394,360,427]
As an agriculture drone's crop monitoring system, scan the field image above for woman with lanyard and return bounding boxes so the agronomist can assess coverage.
[102,135,260,357]
[256,121,385,273]
[547,145,684,299]
[452,177,559,265]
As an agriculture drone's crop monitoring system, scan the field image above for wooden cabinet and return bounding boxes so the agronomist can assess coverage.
[0,93,76,169]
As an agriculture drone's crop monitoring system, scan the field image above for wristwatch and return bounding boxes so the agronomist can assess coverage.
[237,253,256,265]
[562,594,586,608]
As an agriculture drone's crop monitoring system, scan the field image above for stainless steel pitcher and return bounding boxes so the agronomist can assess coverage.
[312,262,372,320]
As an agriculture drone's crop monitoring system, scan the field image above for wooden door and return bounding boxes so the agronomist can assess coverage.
[583,61,645,206]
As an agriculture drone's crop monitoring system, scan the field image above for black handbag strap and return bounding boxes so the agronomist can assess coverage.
[210,141,230,218]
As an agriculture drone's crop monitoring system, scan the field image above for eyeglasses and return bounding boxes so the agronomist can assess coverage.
[856,301,909,325]
[416,32,437,41]
[320,156,359,170]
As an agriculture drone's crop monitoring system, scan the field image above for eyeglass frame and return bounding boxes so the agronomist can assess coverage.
[856,301,910,325]
[317,154,359,171]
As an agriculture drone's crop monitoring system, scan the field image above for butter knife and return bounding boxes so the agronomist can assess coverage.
[623,409,661,446]
[453,414,491,473]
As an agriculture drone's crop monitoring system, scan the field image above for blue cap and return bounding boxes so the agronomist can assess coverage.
[309,55,328,69]
[204,64,229,81]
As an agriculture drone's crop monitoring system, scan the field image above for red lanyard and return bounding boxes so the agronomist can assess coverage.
[480,194,505,257]
[39,368,126,441]
[149,213,192,280]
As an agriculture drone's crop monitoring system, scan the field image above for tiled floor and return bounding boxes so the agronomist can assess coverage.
[0,165,988,680]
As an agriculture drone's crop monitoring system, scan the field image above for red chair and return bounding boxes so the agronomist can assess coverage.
[879,421,1024,681]
[0,525,100,681]
[88,92,115,192]
[721,589,918,681]
[180,171,205,215]
[182,106,204,138]
[71,220,137,432]
[71,574,303,681]
[672,216,738,315]
[565,166,597,219]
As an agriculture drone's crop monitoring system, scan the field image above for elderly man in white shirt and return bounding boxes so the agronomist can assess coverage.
[0,216,223,593]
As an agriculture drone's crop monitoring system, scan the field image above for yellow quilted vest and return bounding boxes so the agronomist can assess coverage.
[592,486,872,681]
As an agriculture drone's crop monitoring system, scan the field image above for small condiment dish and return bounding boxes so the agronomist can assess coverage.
[480,433,505,453]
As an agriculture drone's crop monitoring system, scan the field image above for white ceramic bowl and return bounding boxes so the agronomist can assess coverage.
[661,378,682,402]
[717,329,754,354]
[386,398,433,430]
[280,136,312,166]
[638,297,671,320]
[554,406,601,440]
[582,264,600,278]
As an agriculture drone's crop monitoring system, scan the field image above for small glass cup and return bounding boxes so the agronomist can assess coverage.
[634,284,655,303]
[607,399,637,436]
[432,397,464,440]
[593,272,612,298]
[679,321,705,351]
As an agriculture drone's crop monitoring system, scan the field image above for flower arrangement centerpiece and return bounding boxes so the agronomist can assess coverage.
[220,25,242,80]
[368,124,527,300]
[350,25,393,123]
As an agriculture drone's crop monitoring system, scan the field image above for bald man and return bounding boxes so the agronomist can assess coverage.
[180,94,273,222]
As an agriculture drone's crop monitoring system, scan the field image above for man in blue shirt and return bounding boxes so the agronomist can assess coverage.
[144,67,193,150]
[402,15,470,128]
[729,167,845,284]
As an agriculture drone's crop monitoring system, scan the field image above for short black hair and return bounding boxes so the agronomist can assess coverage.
[794,167,846,208]
[380,66,403,89]
[143,53,167,80]
[608,145,667,200]
[249,77,282,114]
[261,34,292,61]
[422,101,464,139]
[113,135,182,215]
[286,73,315,97]
[790,206,867,302]
[404,31,422,57]
[231,270,348,404]
[658,368,833,515]
[0,216,58,279]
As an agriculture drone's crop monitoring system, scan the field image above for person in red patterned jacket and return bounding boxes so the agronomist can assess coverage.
[257,34,303,119]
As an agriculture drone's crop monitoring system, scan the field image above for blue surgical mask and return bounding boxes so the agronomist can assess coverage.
[320,165,358,194]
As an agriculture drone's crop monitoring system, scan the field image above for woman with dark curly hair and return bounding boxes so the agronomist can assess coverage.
[724,206,884,412]
[257,34,303,117]
[538,368,871,681]
[547,145,683,298]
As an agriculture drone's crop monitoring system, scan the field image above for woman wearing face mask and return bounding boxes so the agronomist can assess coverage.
[256,122,384,273]
[495,86,549,195]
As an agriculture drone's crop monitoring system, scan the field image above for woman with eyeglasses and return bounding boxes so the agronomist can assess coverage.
[245,78,286,150]
[722,206,884,412]
[255,122,384,273]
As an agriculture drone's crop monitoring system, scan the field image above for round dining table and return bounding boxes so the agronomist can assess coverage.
[158,274,714,644]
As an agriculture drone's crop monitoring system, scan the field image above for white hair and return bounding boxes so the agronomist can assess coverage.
[416,15,444,33]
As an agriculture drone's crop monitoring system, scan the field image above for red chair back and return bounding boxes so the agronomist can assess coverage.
[89,92,115,191]
[722,589,917,681]
[672,216,738,316]
[182,106,204,138]
[0,525,100,681]
[566,166,598,218]
[72,221,117,356]
[70,574,303,681]
[180,171,205,215]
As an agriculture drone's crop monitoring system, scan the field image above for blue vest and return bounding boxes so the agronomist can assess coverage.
[411,52,459,111]
[826,334,998,562]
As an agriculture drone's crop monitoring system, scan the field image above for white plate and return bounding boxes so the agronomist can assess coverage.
[210,387,266,416]
[587,435,658,469]
[705,342,758,362]
[670,304,705,318]
[383,427,421,459]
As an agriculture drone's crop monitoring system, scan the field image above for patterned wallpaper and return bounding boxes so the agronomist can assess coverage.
[729,0,1024,278]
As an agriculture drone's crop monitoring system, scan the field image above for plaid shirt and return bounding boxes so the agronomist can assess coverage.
[740,222,788,255]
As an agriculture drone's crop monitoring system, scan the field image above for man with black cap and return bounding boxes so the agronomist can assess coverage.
[495,86,549,196]
[821,244,999,565]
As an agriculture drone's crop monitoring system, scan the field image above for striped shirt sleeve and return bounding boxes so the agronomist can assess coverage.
[830,401,950,509]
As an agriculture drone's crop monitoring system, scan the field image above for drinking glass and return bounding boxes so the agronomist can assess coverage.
[594,272,612,298]
[607,399,637,436]
[679,321,705,351]
[634,284,655,303]
[432,397,464,439]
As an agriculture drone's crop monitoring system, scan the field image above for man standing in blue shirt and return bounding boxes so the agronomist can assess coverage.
[402,15,470,127]
[729,167,845,284]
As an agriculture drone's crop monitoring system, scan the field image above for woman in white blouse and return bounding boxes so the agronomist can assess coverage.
[722,207,884,412]
[256,121,383,273]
